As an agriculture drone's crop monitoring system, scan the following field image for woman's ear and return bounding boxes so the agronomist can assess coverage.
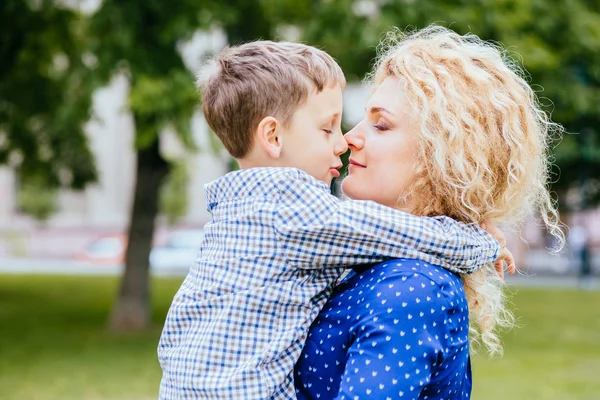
[256,116,283,158]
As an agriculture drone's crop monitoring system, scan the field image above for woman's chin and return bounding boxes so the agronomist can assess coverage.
[340,176,362,200]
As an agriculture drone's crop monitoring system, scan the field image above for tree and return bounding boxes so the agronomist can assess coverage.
[86,1,201,330]
[0,0,97,193]
[86,0,310,331]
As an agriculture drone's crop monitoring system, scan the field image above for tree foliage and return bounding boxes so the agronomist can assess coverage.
[17,176,58,224]
[0,0,97,189]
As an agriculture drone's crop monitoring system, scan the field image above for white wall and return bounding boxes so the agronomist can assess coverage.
[0,168,16,227]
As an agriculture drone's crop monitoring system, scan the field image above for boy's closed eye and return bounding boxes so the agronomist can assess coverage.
[321,113,342,134]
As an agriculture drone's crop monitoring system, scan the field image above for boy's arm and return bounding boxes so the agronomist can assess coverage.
[274,170,499,274]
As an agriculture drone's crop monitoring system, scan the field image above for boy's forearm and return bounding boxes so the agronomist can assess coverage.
[276,198,499,274]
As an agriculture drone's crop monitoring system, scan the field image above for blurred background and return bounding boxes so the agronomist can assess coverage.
[1,0,599,399]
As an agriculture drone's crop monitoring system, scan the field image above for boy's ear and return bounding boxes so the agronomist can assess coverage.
[256,116,283,159]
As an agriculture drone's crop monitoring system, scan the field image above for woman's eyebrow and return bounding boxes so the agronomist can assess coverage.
[366,106,393,116]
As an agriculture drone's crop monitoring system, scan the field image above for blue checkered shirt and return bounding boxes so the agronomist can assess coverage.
[158,167,499,400]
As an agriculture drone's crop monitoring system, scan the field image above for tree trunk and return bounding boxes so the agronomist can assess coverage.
[109,134,169,331]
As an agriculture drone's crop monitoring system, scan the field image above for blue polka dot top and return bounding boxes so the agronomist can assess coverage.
[294,258,472,399]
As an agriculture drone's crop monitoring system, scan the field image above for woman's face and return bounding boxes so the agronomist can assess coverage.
[342,77,420,211]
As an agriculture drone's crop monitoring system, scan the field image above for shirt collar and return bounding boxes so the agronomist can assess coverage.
[205,167,325,212]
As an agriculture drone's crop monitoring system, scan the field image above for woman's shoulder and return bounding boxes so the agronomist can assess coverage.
[356,258,462,283]
[334,258,469,342]
[347,258,464,302]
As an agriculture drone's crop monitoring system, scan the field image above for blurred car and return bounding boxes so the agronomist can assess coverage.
[150,228,205,271]
[74,233,127,264]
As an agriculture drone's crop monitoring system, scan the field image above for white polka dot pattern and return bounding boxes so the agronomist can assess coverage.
[295,259,472,399]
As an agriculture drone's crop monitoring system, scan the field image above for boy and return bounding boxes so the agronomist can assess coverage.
[158,41,499,399]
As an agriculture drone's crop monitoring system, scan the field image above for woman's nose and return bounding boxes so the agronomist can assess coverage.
[344,125,365,150]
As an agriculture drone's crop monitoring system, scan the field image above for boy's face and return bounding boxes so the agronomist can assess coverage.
[279,85,348,184]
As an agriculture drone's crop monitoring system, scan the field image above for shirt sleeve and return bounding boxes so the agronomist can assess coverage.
[273,169,499,274]
[335,272,454,400]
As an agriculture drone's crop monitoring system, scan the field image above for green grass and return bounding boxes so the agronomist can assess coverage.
[0,274,182,400]
[0,275,599,400]
[472,286,600,400]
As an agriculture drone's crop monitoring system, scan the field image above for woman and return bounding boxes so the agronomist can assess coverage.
[295,25,564,399]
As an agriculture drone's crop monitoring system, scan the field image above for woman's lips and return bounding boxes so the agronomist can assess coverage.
[349,159,366,168]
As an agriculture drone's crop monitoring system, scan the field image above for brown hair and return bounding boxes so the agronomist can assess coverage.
[199,41,346,158]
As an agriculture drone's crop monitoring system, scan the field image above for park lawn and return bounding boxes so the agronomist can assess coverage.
[471,285,600,400]
[0,275,599,400]
[0,274,182,400]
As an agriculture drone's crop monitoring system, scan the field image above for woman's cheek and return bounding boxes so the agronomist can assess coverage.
[361,173,378,200]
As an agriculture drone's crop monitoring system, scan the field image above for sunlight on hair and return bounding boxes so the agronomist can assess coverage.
[195,56,220,92]
[368,24,566,356]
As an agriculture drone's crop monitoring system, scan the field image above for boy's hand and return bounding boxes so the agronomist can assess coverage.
[482,221,516,280]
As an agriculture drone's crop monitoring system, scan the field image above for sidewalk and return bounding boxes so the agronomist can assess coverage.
[506,273,599,289]
[0,256,186,277]
[1,254,598,289]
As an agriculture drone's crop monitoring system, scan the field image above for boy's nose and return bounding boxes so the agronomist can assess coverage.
[334,130,348,156]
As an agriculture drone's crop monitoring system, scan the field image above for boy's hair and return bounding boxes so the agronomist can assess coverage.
[198,41,346,158]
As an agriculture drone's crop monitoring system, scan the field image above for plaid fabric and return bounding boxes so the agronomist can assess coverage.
[158,167,499,400]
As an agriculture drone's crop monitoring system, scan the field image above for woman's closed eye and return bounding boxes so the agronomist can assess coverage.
[373,121,391,131]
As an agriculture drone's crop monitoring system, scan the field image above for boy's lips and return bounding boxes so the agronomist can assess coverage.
[330,165,342,178]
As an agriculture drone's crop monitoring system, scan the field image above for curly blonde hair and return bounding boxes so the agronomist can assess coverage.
[368,25,565,355]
